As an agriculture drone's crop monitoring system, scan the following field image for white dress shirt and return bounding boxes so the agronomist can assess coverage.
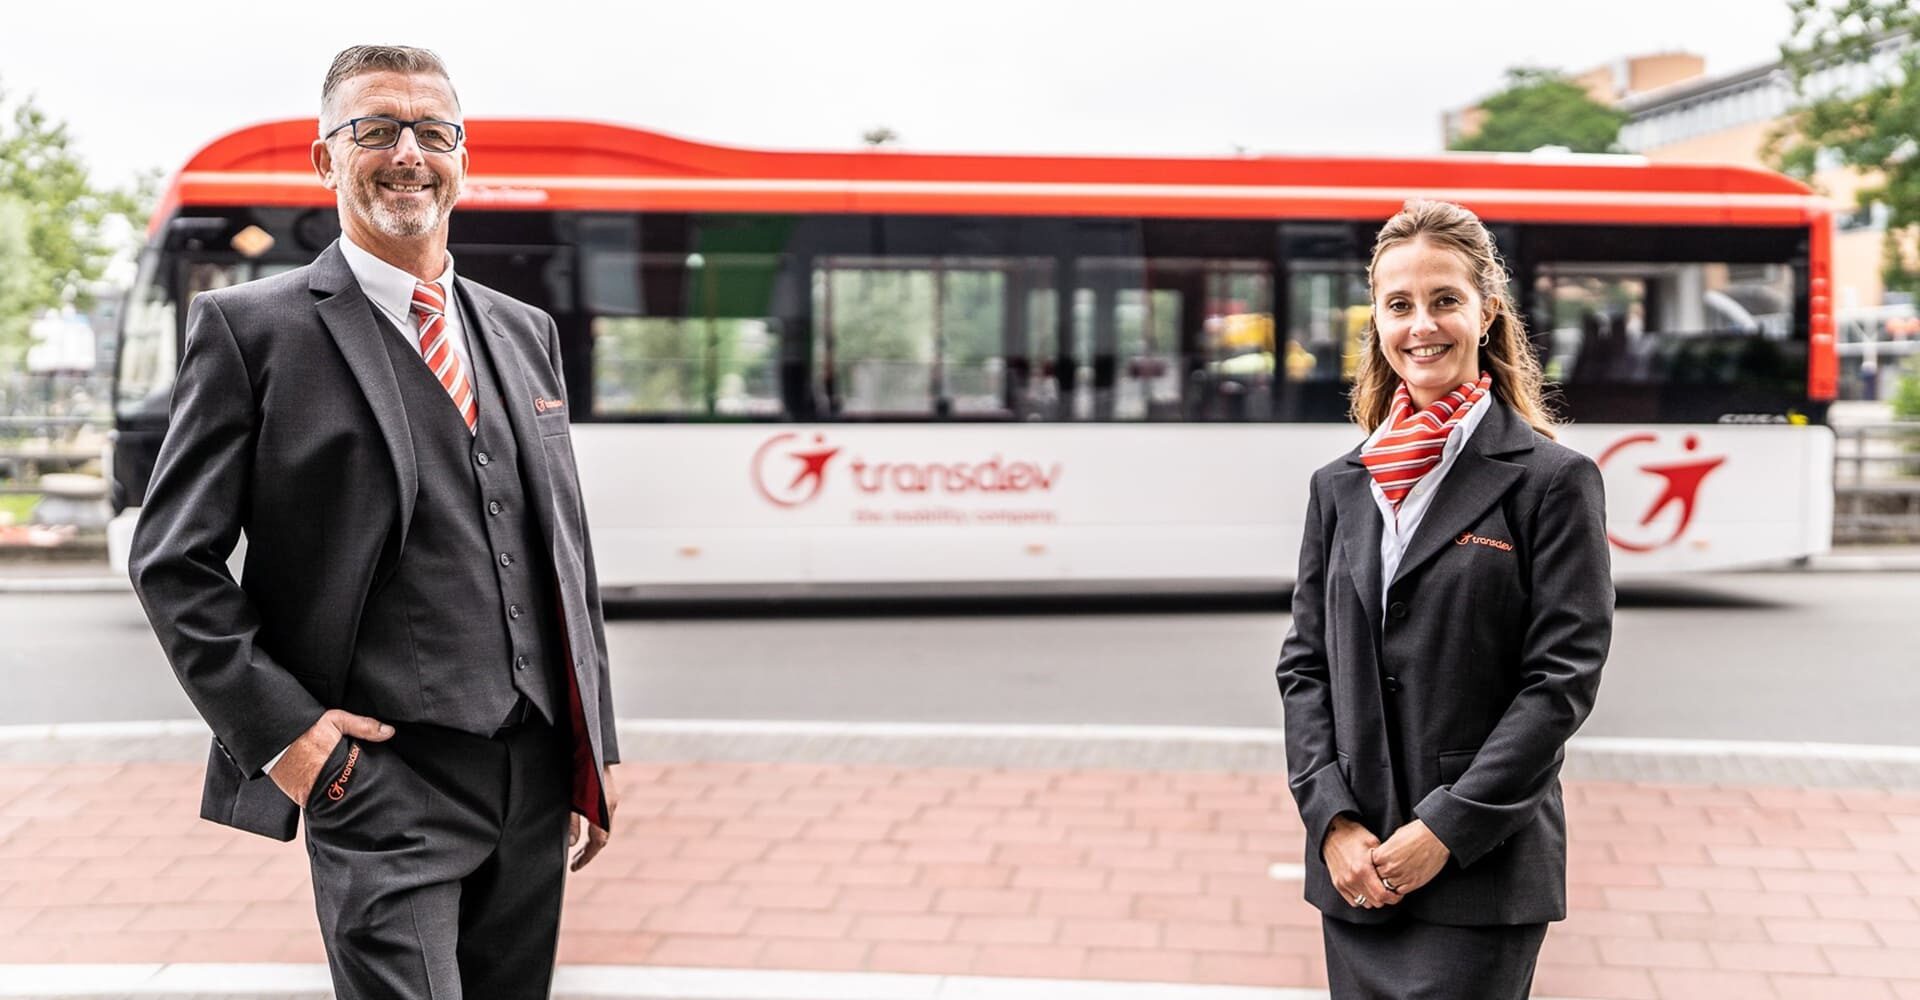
[1363,394,1492,620]
[338,234,470,376]
[264,236,467,780]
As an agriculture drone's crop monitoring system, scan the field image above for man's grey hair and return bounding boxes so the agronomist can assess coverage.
[319,45,461,133]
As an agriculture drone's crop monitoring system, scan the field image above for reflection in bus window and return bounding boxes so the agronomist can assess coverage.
[1537,262,1796,386]
[1285,263,1368,385]
[1197,265,1276,422]
[1074,258,1273,422]
[585,251,784,418]
[591,317,781,417]
[813,257,1057,419]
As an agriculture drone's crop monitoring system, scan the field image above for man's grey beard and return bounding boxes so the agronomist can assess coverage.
[340,169,460,238]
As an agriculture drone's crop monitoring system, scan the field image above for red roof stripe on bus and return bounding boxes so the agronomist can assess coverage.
[170,117,1817,208]
[167,171,1820,227]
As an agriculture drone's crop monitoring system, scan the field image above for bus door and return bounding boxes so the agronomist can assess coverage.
[1068,257,1275,423]
[810,255,1058,422]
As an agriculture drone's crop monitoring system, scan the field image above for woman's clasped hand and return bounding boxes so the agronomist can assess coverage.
[1323,816,1451,909]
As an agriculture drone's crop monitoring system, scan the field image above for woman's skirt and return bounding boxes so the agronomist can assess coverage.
[1321,915,1549,1000]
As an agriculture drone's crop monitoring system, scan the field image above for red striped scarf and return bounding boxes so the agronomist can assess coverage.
[1360,373,1493,509]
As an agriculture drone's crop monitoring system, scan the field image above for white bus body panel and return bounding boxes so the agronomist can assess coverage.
[572,423,1835,594]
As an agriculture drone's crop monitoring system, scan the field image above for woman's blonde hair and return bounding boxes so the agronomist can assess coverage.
[1349,199,1557,438]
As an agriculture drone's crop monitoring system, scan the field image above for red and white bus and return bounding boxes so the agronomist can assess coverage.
[111,119,1837,598]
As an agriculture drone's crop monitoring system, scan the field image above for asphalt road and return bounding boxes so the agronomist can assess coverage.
[2,572,1914,746]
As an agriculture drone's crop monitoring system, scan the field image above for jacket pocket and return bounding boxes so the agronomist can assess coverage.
[304,737,359,810]
[1437,749,1476,786]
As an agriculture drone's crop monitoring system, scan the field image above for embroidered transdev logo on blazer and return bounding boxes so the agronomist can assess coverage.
[533,395,565,414]
[325,744,361,801]
[1456,532,1514,552]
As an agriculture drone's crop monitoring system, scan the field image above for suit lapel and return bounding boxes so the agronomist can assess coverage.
[311,242,418,551]
[460,281,561,553]
[1331,459,1385,631]
[1389,397,1533,588]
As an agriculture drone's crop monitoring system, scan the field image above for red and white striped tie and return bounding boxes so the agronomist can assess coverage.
[410,281,477,433]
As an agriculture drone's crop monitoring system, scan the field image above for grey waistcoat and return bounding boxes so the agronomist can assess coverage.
[342,293,564,736]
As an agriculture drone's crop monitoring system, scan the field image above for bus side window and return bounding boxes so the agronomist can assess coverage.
[1537,261,1796,388]
[585,250,786,419]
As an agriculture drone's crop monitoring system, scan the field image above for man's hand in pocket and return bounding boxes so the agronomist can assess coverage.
[268,709,394,803]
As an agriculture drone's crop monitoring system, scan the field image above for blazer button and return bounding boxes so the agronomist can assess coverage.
[499,552,514,567]
[476,451,491,466]
[488,500,503,516]
[514,655,529,671]
[508,603,523,619]
[1388,601,1409,620]
[1383,675,1402,693]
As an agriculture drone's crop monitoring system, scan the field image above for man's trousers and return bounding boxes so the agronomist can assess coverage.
[302,719,571,1000]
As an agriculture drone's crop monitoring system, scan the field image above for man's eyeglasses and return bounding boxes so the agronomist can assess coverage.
[324,116,465,153]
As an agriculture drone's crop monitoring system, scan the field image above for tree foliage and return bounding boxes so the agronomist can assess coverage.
[1449,68,1628,155]
[1769,0,1920,296]
[1892,356,1920,419]
[0,79,151,359]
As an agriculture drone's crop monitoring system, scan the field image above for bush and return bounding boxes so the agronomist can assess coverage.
[1894,357,1920,420]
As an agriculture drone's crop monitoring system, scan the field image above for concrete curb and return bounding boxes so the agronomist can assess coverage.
[2,719,1917,790]
[1794,551,1920,572]
[0,574,129,594]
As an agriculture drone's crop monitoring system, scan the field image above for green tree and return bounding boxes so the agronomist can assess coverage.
[1450,68,1628,154]
[0,195,36,356]
[0,79,150,362]
[1892,356,1920,420]
[1769,1,1920,297]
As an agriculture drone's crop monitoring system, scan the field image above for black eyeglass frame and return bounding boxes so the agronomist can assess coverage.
[323,116,466,153]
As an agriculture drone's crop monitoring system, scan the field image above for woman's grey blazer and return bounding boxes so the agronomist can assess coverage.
[1276,396,1613,926]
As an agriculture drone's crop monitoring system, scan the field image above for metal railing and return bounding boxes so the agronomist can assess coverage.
[0,416,109,493]
[1832,421,1920,543]
[0,370,114,549]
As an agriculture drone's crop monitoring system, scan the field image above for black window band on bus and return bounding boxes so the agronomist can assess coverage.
[127,208,1822,429]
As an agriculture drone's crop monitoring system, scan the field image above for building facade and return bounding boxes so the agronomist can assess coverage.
[1448,44,1909,312]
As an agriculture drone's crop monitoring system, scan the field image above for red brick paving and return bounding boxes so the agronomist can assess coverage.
[0,760,1916,998]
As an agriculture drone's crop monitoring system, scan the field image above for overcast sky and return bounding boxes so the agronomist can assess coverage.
[7,0,1794,189]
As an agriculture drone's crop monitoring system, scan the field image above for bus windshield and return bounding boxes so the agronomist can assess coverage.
[115,253,300,423]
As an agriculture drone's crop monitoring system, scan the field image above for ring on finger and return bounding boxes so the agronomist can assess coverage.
[1381,876,1399,892]
[1352,893,1367,906]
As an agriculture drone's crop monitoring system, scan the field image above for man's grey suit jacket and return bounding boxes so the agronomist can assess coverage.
[1276,396,1612,926]
[130,241,619,842]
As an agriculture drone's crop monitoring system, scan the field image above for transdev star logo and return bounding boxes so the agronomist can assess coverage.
[1596,432,1727,553]
[748,432,1064,509]
[751,432,842,508]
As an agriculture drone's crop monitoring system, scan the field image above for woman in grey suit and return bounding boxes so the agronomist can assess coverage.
[1276,199,1612,999]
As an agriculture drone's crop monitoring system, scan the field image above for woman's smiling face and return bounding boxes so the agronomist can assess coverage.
[1371,237,1492,409]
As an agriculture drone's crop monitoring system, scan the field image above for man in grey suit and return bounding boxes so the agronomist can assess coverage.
[130,44,618,999]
